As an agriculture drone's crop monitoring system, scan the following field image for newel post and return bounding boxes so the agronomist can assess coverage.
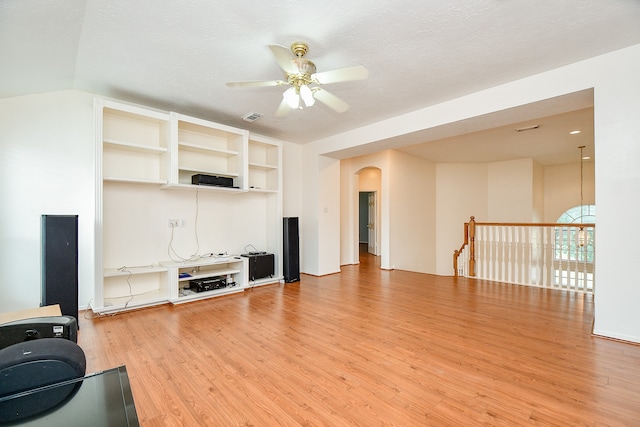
[453,250,459,277]
[468,216,476,277]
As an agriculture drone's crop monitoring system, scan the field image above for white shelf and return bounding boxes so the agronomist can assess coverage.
[178,166,239,177]
[104,138,168,154]
[179,142,238,157]
[161,256,243,268]
[104,177,167,185]
[249,162,277,171]
[246,277,281,288]
[173,286,245,304]
[104,265,167,277]
[161,183,246,193]
[98,290,168,314]
[247,136,280,193]
[164,255,248,304]
[248,187,278,194]
[171,113,246,188]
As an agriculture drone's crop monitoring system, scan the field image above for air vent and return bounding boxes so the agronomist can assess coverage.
[242,112,263,122]
[516,124,540,132]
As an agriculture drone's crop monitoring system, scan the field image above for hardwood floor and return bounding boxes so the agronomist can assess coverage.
[79,249,640,426]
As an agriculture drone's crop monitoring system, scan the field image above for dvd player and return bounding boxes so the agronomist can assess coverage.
[191,174,234,188]
[188,276,227,292]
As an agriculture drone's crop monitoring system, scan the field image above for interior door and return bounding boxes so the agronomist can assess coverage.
[367,192,376,255]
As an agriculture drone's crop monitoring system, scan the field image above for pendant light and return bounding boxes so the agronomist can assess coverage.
[577,145,587,247]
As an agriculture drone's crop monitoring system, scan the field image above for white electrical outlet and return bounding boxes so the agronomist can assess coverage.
[168,219,179,228]
[180,219,187,227]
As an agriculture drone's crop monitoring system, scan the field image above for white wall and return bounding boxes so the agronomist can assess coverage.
[0,91,95,312]
[281,141,303,218]
[340,158,357,264]
[488,158,534,222]
[590,46,640,342]
[300,146,342,276]
[544,161,595,222]
[387,150,436,273]
[532,162,544,223]
[281,141,304,270]
[102,185,272,266]
[435,163,488,275]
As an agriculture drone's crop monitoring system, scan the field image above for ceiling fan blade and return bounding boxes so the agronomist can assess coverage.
[313,89,349,113]
[268,44,297,74]
[226,80,284,88]
[275,98,291,117]
[312,65,368,84]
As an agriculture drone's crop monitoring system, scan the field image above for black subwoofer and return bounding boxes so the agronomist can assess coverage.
[241,253,275,281]
[283,217,300,283]
[41,215,78,324]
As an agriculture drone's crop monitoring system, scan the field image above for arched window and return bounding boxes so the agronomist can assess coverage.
[557,204,595,225]
[555,205,595,263]
[554,205,595,291]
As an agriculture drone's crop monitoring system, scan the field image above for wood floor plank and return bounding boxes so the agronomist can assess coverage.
[79,251,640,426]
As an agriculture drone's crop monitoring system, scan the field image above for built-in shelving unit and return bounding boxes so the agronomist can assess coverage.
[168,113,247,190]
[100,102,170,184]
[93,98,283,314]
[248,135,280,193]
[101,266,169,313]
[163,256,248,304]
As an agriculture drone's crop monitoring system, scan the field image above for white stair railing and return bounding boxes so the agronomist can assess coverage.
[454,218,595,293]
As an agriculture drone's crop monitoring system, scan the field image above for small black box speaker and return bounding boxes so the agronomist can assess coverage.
[241,253,275,281]
[0,316,78,350]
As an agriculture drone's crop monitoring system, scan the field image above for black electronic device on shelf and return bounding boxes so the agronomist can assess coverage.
[191,174,234,188]
[188,276,227,292]
[241,252,274,281]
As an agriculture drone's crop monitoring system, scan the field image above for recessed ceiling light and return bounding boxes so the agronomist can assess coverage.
[570,130,581,135]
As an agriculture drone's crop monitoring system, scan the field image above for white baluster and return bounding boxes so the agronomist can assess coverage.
[507,226,513,283]
[500,227,506,282]
[542,226,548,287]
[480,226,486,279]
[520,227,526,285]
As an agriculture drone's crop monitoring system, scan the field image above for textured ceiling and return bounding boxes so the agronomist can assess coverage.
[2,0,640,164]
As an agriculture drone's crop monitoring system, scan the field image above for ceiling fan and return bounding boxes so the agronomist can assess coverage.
[226,42,368,116]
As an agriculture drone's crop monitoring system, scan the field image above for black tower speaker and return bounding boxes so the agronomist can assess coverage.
[41,215,78,324]
[283,217,300,283]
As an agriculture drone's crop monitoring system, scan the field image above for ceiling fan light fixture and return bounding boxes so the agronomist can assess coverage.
[300,84,315,107]
[226,41,369,116]
[283,87,299,109]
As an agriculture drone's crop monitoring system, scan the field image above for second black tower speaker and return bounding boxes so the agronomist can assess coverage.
[41,215,79,324]
[283,217,300,282]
